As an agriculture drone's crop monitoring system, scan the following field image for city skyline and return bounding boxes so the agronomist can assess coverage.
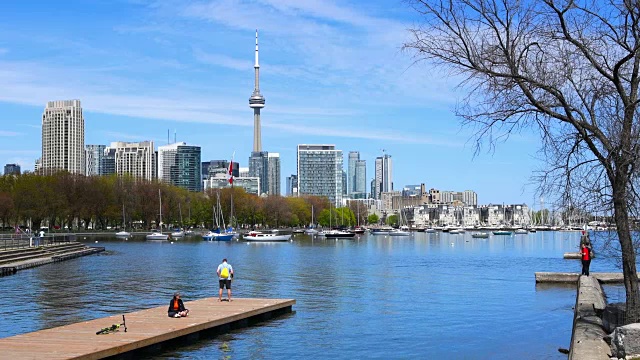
[0,1,542,205]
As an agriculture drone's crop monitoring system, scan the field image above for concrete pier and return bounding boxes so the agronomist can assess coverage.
[0,297,295,360]
[569,275,611,359]
[534,272,639,284]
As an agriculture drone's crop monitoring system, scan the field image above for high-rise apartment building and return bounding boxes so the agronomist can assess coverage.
[348,151,359,195]
[106,141,154,180]
[374,153,392,200]
[463,190,478,206]
[158,142,202,192]
[267,153,280,196]
[297,144,343,206]
[41,99,85,174]
[85,145,106,176]
[354,159,366,199]
[3,163,20,175]
[249,151,280,196]
[286,174,298,196]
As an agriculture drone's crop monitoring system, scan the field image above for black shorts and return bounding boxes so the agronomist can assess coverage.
[219,279,231,289]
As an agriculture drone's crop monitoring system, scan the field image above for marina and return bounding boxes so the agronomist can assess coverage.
[0,230,618,358]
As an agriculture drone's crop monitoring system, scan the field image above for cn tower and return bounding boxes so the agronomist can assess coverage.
[249,30,265,152]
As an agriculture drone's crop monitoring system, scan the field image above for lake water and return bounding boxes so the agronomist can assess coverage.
[0,231,626,359]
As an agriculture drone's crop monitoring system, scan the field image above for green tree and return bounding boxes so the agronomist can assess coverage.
[367,214,379,225]
[386,214,399,226]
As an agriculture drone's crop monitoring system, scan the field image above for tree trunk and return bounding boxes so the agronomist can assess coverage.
[613,180,640,323]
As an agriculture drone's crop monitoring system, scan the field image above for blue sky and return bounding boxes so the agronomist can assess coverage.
[0,0,542,206]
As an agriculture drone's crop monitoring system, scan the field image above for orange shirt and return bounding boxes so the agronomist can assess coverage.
[581,247,590,261]
[173,299,179,311]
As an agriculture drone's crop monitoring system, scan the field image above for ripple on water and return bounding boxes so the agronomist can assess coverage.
[0,233,614,358]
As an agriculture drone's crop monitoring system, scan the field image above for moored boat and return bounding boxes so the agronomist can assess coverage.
[146,232,169,241]
[425,228,436,233]
[203,231,233,241]
[472,232,490,239]
[389,229,410,236]
[492,231,512,235]
[243,231,291,242]
[115,231,130,238]
[324,230,356,238]
[514,229,528,235]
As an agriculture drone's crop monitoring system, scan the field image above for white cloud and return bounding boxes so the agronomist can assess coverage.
[0,131,22,137]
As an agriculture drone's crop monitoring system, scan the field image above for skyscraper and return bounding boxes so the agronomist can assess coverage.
[374,153,392,199]
[41,99,85,174]
[286,174,298,196]
[297,144,343,206]
[158,142,202,192]
[354,159,367,199]
[348,151,359,195]
[267,153,281,196]
[85,145,106,176]
[106,141,154,180]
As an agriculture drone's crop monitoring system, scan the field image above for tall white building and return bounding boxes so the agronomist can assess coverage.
[297,144,343,206]
[463,190,478,206]
[107,141,155,180]
[41,99,85,174]
[374,153,392,199]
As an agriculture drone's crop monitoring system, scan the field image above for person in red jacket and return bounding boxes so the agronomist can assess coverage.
[581,243,592,276]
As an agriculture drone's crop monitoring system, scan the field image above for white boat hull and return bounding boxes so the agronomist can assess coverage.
[244,233,291,242]
[115,231,130,237]
[171,231,185,237]
[146,233,169,241]
[389,231,410,236]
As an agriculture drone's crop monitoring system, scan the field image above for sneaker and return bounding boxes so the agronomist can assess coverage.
[174,314,181,318]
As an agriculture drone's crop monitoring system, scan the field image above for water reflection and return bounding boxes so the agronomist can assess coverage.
[1,231,623,359]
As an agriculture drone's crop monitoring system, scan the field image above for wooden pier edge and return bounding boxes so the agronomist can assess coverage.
[0,297,295,360]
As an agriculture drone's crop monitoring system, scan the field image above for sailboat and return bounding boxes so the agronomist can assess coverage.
[203,192,234,241]
[171,203,185,238]
[305,205,318,234]
[147,189,169,240]
[115,203,131,238]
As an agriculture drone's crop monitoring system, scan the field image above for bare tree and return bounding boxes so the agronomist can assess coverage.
[404,0,640,323]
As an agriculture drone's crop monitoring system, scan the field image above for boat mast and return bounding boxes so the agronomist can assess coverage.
[158,188,163,234]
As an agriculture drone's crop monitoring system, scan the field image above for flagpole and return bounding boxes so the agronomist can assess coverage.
[229,151,236,230]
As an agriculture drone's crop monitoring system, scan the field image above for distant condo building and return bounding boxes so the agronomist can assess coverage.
[204,175,260,195]
[202,160,239,184]
[374,153,392,200]
[286,174,298,196]
[297,144,343,206]
[158,142,202,192]
[248,152,281,196]
[106,141,154,180]
[41,99,85,175]
[34,158,41,173]
[85,145,106,176]
[347,151,367,199]
[3,163,20,176]
[239,167,249,178]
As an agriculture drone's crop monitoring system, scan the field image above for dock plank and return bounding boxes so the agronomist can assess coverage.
[535,272,640,283]
[0,297,295,360]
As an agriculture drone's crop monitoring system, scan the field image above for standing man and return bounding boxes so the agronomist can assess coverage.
[217,258,234,301]
[581,243,592,276]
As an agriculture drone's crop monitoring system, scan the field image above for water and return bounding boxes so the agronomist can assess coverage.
[0,231,624,359]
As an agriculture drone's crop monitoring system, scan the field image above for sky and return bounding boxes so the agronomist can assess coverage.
[0,0,544,206]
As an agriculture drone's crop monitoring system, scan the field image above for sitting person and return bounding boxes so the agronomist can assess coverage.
[167,292,189,318]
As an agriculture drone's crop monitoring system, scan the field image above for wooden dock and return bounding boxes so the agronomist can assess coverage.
[0,297,295,360]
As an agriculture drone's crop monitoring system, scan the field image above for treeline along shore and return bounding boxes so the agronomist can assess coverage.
[0,172,369,231]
